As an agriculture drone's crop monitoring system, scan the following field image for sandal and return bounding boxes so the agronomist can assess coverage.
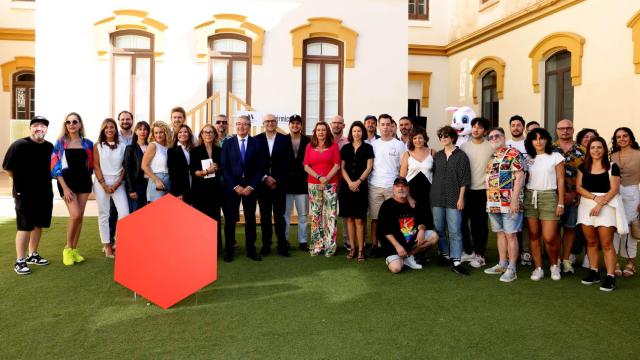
[623,262,635,277]
[614,263,623,277]
[346,249,355,260]
[357,250,365,263]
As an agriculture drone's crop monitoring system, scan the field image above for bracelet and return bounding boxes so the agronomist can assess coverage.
[98,178,105,183]
[557,204,565,208]
[316,174,321,180]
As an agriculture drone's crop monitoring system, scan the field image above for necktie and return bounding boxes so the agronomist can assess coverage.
[240,138,246,162]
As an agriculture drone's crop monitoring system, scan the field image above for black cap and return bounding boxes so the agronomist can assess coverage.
[364,115,377,122]
[289,114,302,123]
[30,116,49,127]
[393,176,408,186]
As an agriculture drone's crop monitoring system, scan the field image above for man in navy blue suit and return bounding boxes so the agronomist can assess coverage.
[255,114,293,257]
[221,115,265,262]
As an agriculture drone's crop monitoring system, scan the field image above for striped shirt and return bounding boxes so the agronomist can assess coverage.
[430,147,471,209]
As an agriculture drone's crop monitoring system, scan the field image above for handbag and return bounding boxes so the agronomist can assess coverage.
[630,216,640,239]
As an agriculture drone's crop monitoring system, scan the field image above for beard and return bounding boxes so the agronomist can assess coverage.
[121,123,132,130]
[33,132,46,141]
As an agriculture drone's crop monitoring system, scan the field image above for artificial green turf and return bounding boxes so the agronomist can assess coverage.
[1,216,640,359]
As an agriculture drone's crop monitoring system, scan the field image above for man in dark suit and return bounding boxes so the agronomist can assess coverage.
[255,114,293,257]
[221,115,265,262]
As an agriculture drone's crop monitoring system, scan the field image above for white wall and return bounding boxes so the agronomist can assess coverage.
[408,54,449,148]
[36,0,407,140]
[445,0,640,139]
[0,0,35,158]
[408,0,449,45]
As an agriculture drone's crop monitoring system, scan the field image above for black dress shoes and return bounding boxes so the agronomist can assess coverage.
[260,247,271,256]
[247,253,263,261]
[223,254,234,263]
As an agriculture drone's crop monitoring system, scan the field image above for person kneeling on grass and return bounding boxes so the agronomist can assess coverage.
[377,177,438,273]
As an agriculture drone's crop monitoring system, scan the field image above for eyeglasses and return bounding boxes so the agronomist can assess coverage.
[437,134,450,139]
[202,130,215,135]
[65,120,79,125]
[264,120,277,123]
[215,121,227,125]
[488,134,503,141]
[557,127,573,131]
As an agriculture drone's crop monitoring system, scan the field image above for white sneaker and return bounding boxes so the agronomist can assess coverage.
[530,267,544,281]
[484,264,506,275]
[403,255,423,270]
[562,259,575,274]
[582,256,590,269]
[499,269,517,282]
[469,255,486,268]
[569,253,577,266]
[461,252,476,262]
[550,265,561,280]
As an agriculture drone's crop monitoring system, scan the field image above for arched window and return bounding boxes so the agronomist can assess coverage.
[12,70,35,120]
[208,34,252,115]
[302,38,343,135]
[481,71,499,128]
[111,30,154,123]
[545,50,573,132]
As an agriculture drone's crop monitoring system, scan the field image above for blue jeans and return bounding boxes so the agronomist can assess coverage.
[284,193,309,244]
[432,206,463,260]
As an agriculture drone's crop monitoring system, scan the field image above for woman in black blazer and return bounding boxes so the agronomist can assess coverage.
[124,121,150,212]
[190,124,223,250]
[168,124,195,204]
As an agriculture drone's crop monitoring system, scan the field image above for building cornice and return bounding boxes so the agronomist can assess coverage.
[0,28,35,41]
[409,0,584,57]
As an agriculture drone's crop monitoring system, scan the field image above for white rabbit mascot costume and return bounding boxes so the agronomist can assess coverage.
[445,106,476,146]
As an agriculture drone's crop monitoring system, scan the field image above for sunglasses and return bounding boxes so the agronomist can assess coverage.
[215,121,228,125]
[65,120,79,125]
[437,134,450,139]
[488,134,503,141]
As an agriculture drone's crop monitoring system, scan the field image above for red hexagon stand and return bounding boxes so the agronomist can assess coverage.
[114,194,218,309]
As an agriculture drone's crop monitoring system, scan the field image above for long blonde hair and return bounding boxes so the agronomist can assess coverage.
[57,112,85,141]
[148,121,173,147]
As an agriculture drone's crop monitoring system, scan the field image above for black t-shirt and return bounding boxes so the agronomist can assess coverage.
[2,137,54,200]
[578,163,620,193]
[377,198,426,256]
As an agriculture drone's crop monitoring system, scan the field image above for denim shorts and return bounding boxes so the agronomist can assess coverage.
[560,204,578,229]
[488,212,524,234]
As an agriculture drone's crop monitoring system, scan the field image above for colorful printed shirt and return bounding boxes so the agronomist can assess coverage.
[485,146,524,214]
[552,141,585,206]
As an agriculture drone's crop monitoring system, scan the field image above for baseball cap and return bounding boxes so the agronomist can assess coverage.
[30,116,49,127]
[393,176,408,186]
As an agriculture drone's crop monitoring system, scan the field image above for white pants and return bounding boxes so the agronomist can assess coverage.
[613,185,640,258]
[94,175,130,244]
[284,194,308,244]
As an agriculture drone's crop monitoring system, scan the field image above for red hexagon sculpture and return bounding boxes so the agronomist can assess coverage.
[114,194,218,309]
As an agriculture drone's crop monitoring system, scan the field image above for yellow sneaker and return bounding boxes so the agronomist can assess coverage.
[71,248,85,263]
[62,248,74,266]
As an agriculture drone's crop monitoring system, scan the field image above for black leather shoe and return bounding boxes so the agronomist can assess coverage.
[260,247,271,256]
[299,243,309,251]
[247,253,263,261]
[278,250,290,257]
[223,254,234,263]
[451,263,469,276]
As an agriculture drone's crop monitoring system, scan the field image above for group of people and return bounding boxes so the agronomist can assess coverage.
[4,111,639,292]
